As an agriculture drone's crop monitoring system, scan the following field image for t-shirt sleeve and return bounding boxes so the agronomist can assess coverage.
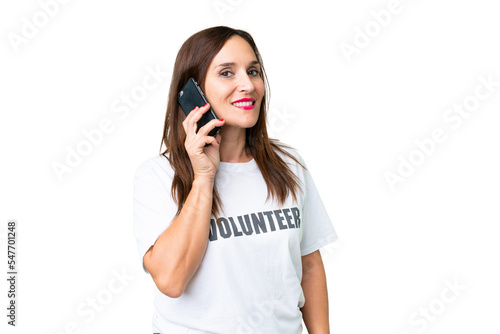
[298,158,338,256]
[133,157,177,273]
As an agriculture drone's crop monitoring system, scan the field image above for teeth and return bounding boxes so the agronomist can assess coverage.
[232,101,253,107]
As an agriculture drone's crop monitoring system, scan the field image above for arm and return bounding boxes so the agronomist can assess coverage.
[301,250,330,334]
[143,177,214,298]
[143,104,224,298]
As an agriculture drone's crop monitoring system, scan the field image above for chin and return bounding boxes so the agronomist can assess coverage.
[226,118,259,129]
[221,107,260,129]
[241,112,261,127]
[244,119,259,129]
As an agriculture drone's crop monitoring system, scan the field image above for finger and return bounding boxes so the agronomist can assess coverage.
[187,131,218,151]
[183,104,211,137]
[197,118,225,137]
[182,106,198,135]
[206,134,220,147]
[188,103,211,125]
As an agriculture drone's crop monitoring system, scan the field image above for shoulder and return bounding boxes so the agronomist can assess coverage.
[134,154,174,183]
[271,140,306,170]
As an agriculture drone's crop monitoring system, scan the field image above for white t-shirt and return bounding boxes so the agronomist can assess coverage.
[133,147,338,334]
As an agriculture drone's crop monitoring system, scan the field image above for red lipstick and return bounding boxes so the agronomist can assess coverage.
[232,98,255,103]
[232,98,255,110]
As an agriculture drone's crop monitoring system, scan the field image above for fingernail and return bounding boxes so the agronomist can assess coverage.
[219,119,224,121]
[202,103,209,107]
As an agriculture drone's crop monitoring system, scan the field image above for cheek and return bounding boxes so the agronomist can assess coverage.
[256,81,265,98]
[208,87,231,104]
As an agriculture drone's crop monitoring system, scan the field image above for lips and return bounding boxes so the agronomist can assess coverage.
[232,98,255,109]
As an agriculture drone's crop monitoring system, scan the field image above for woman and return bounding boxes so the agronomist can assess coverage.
[134,26,338,333]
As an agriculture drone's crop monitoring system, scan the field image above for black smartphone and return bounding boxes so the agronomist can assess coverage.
[178,78,221,137]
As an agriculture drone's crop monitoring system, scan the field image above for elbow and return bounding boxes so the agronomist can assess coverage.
[154,275,186,298]
[144,249,186,298]
[160,283,184,299]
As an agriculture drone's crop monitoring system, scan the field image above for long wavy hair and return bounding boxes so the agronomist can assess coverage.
[160,26,304,218]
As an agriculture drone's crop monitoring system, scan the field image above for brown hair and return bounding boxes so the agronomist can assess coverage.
[160,26,304,217]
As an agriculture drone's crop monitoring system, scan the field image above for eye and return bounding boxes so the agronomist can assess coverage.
[219,70,233,77]
[248,69,260,76]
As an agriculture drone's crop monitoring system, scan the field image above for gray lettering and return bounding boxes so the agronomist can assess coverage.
[237,216,253,235]
[217,217,232,239]
[291,207,301,228]
[282,208,295,228]
[250,213,267,234]
[229,217,243,237]
[209,218,218,241]
[274,210,287,230]
[263,211,276,231]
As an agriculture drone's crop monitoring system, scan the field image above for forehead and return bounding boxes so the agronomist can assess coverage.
[211,35,258,67]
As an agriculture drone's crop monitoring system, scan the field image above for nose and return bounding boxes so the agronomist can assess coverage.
[236,72,255,93]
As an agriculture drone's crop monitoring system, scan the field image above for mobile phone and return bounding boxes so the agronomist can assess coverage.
[178,78,221,137]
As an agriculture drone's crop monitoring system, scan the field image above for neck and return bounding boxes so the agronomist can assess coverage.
[219,126,252,163]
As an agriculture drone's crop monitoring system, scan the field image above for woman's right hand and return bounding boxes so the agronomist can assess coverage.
[182,103,224,181]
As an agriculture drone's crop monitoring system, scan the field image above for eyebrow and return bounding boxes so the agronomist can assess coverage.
[215,60,260,68]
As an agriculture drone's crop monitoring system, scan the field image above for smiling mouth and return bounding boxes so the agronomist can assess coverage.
[232,101,255,107]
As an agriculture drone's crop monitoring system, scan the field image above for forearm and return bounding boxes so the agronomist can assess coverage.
[301,250,330,334]
[145,176,214,297]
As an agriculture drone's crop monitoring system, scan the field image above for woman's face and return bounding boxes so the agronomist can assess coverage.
[204,35,264,130]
